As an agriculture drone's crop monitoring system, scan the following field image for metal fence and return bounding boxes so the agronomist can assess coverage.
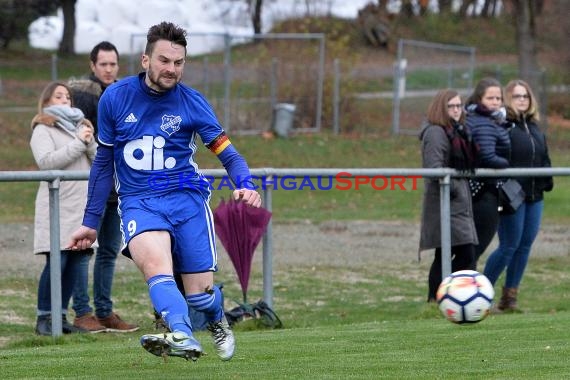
[2,167,569,337]
[10,36,563,137]
[391,39,476,135]
[329,38,557,136]
[325,39,476,136]
[127,32,326,135]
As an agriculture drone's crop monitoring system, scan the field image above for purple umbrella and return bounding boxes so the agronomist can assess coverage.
[213,198,272,303]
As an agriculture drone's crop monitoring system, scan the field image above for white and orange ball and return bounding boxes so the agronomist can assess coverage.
[436,270,494,324]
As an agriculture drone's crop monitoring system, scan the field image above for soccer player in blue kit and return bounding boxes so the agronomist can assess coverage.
[68,21,261,361]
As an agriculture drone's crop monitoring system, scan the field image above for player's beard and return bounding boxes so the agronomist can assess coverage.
[147,67,180,91]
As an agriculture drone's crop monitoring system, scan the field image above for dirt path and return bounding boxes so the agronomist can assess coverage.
[1,221,568,276]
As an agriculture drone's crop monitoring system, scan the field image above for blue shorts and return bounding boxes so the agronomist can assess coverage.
[118,190,218,274]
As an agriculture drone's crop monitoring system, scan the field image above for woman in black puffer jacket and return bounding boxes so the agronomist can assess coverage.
[465,77,511,265]
[483,79,553,312]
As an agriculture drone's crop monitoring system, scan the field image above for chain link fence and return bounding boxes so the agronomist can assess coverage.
[3,36,560,136]
[327,39,475,136]
[127,32,325,135]
[391,39,476,135]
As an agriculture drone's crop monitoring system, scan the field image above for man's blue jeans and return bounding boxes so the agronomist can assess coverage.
[72,204,122,318]
[483,200,544,288]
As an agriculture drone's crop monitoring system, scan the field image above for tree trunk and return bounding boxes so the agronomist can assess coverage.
[438,0,453,14]
[418,0,429,15]
[250,0,263,35]
[58,0,76,55]
[512,0,539,86]
[401,0,414,17]
[458,0,477,17]
[481,0,500,17]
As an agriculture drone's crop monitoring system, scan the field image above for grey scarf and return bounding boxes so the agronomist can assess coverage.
[43,105,86,134]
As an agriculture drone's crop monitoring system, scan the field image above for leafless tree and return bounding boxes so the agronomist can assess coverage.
[58,0,76,55]
[249,0,263,35]
[401,0,415,17]
[439,0,453,13]
[511,0,541,86]
[458,0,478,17]
[0,0,57,49]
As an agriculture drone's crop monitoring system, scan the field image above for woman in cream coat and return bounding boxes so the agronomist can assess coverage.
[30,81,98,335]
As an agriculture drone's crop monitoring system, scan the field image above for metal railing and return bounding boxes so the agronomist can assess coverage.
[2,167,569,337]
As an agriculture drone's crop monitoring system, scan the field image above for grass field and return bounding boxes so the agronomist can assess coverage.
[1,13,569,378]
[2,313,570,379]
[2,99,570,380]
[2,255,570,379]
[2,128,569,378]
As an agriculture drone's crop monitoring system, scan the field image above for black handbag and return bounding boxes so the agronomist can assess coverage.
[497,179,526,214]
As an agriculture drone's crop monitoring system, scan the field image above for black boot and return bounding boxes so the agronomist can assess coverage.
[35,315,52,336]
[62,315,87,334]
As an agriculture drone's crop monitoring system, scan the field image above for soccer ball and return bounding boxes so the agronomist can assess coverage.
[436,270,494,324]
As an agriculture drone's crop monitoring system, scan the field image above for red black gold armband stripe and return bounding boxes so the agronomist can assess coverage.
[207,132,231,155]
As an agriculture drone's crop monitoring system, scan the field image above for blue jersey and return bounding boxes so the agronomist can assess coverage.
[98,73,223,199]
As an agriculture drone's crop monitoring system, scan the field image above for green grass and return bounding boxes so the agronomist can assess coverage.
[2,255,570,379]
[2,314,570,379]
[2,132,567,377]
[1,15,569,377]
[2,132,570,224]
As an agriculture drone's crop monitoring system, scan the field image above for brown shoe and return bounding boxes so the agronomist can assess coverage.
[74,313,107,333]
[98,312,139,333]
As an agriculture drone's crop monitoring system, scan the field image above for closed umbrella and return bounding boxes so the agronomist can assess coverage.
[213,198,272,303]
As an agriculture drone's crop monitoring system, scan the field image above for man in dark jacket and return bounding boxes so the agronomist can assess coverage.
[69,41,138,333]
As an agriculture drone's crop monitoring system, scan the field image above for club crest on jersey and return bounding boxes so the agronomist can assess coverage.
[160,114,182,136]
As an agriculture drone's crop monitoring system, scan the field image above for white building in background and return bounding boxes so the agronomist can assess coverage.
[28,0,373,55]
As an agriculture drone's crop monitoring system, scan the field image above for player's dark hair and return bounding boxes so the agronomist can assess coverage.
[145,22,187,56]
[89,41,119,64]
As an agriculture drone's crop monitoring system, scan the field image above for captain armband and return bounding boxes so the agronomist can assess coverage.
[206,132,231,155]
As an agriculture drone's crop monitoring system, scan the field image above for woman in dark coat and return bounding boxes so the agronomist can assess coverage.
[465,77,511,263]
[483,79,553,312]
[419,89,479,302]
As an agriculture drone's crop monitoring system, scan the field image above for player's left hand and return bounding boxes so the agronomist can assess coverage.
[233,188,262,208]
[66,225,97,251]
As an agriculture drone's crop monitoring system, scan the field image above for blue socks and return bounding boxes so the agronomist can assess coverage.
[186,285,224,322]
[147,274,192,335]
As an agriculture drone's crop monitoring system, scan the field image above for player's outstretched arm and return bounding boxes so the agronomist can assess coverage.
[67,225,97,251]
[206,133,261,207]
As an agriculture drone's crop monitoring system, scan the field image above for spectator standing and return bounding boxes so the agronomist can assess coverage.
[31,82,97,335]
[68,22,261,361]
[69,41,138,333]
[483,79,553,312]
[419,89,479,301]
[465,77,511,263]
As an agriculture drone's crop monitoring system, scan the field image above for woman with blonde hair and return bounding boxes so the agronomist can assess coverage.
[30,81,97,335]
[483,79,553,312]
